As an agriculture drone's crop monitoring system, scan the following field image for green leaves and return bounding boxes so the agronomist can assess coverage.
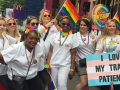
[0,0,26,12]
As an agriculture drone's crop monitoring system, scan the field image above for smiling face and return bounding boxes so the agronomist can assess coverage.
[42,12,51,24]
[80,20,89,33]
[28,19,38,29]
[7,19,16,32]
[25,31,39,50]
[0,20,6,33]
[107,21,117,35]
[61,18,70,32]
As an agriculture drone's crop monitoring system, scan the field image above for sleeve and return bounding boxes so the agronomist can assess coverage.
[48,33,56,46]
[71,33,79,49]
[6,35,16,45]
[1,45,19,64]
[96,39,104,51]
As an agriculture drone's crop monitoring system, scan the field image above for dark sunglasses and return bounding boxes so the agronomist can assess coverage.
[43,14,51,17]
[29,23,39,26]
[7,22,16,26]
[61,23,70,26]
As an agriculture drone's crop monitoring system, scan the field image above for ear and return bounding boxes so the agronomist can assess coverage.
[27,24,30,28]
[24,36,27,42]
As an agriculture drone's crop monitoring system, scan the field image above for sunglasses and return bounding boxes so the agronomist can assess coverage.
[29,23,39,26]
[7,22,16,26]
[43,14,51,17]
[61,23,70,26]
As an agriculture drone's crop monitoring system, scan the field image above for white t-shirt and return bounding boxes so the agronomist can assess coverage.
[1,42,45,80]
[0,35,16,75]
[96,35,120,53]
[48,32,78,66]
[38,24,58,58]
[75,32,98,63]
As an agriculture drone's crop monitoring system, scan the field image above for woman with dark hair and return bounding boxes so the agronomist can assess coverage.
[74,18,98,90]
[0,27,45,90]
[46,15,78,90]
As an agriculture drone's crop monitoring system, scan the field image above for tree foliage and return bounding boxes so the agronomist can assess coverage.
[0,0,26,11]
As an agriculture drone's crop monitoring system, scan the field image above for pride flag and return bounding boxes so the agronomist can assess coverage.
[113,12,120,35]
[59,0,80,27]
[49,81,57,90]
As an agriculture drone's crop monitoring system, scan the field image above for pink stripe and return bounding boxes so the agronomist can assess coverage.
[88,71,120,80]
[87,59,120,67]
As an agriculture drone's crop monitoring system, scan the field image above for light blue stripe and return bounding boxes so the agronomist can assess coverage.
[61,9,67,15]
[88,78,120,86]
[86,52,120,61]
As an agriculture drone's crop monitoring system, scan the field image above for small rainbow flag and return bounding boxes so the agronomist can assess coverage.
[59,0,80,27]
[49,81,57,90]
[113,12,120,35]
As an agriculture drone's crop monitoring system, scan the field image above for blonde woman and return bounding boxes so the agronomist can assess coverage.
[95,19,120,90]
[3,17,20,40]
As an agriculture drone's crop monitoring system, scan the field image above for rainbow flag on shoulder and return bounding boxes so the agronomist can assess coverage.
[59,0,80,27]
[113,12,120,35]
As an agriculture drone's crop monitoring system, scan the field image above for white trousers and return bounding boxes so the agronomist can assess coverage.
[51,65,70,90]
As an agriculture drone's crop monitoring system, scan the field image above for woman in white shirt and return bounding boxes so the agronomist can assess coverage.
[74,18,98,90]
[95,19,120,90]
[3,17,21,41]
[0,17,17,90]
[47,15,78,90]
[0,27,45,90]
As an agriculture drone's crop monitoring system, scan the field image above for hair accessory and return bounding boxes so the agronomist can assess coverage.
[25,27,39,37]
[0,17,5,21]
[40,9,48,14]
[81,18,90,23]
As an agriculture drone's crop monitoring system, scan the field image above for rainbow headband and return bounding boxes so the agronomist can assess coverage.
[25,27,39,37]
[81,18,90,23]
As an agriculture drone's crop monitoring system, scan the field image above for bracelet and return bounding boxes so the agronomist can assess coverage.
[43,27,46,30]
[43,25,47,29]
[70,69,74,71]
[45,64,51,69]
[57,26,60,30]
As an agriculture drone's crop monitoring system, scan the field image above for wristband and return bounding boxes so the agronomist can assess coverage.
[43,27,46,30]
[45,64,51,69]
[45,64,49,68]
[43,25,47,29]
[57,26,60,30]
[70,69,74,71]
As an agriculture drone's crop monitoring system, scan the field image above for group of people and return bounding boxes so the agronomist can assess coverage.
[0,8,119,90]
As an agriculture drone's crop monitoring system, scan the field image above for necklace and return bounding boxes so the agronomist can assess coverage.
[59,30,72,47]
[59,29,72,37]
[24,43,35,66]
[80,32,89,45]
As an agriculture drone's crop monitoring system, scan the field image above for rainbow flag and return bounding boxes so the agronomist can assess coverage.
[49,81,57,90]
[59,0,80,27]
[113,12,120,35]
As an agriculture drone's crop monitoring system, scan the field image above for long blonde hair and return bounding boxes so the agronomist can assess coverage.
[3,17,20,37]
[98,19,117,44]
[39,9,51,24]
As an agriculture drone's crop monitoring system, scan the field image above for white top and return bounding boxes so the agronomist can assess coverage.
[75,32,98,63]
[1,42,45,80]
[48,32,78,67]
[0,35,16,75]
[38,24,58,58]
[96,35,120,53]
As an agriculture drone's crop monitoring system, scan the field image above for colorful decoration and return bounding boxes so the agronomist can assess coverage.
[25,27,39,37]
[49,81,57,90]
[13,5,26,19]
[113,12,120,35]
[6,8,13,17]
[59,29,72,37]
[45,64,51,69]
[92,4,111,30]
[58,0,80,27]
